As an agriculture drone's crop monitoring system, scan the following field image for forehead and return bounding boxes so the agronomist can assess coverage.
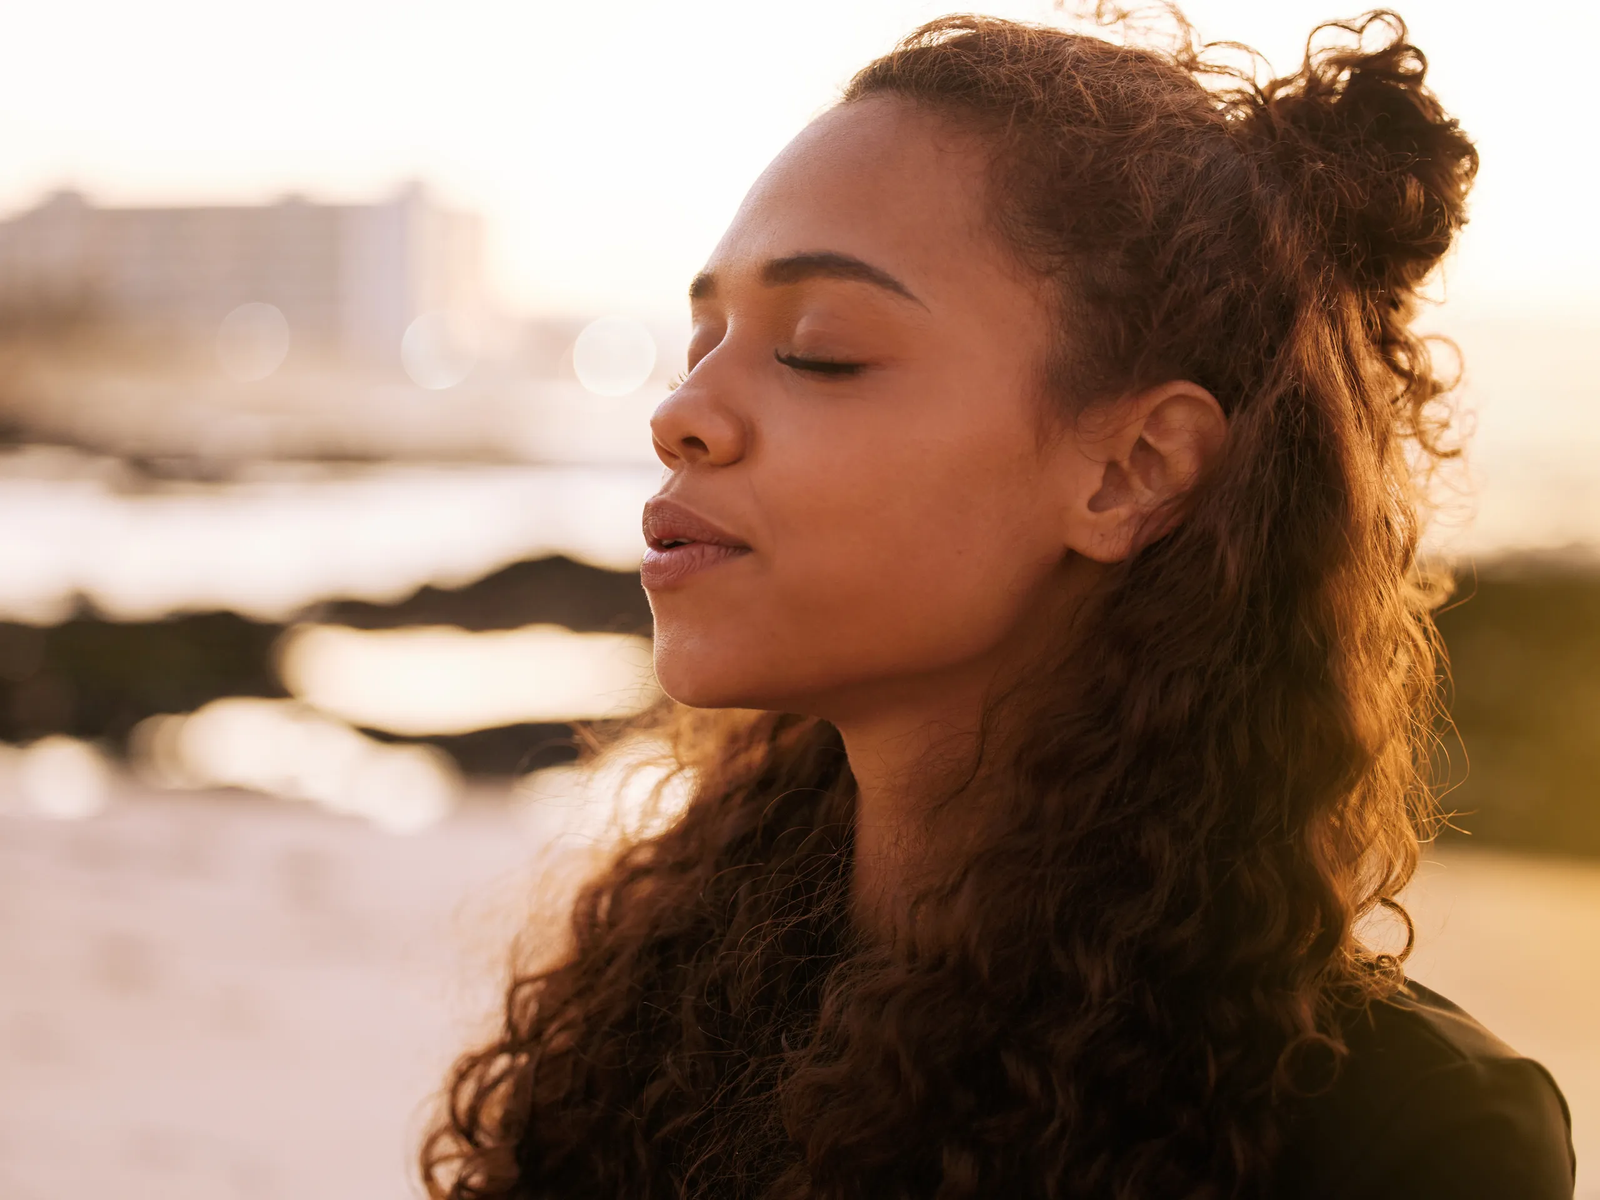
[704,96,1013,300]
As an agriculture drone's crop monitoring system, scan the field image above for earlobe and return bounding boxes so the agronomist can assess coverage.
[1077,458,1146,563]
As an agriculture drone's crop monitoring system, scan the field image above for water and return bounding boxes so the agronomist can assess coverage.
[0,450,660,624]
[0,424,1596,633]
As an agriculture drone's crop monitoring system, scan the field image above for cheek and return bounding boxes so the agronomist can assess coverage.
[649,403,1063,710]
[782,436,1050,646]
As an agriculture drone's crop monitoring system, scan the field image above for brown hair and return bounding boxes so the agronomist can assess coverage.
[422,9,1477,1198]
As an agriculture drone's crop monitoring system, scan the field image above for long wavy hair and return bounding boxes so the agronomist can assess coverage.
[422,9,1478,1198]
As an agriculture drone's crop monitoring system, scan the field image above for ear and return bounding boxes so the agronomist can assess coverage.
[1059,380,1226,564]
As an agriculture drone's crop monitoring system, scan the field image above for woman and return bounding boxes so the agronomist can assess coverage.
[425,10,1575,1198]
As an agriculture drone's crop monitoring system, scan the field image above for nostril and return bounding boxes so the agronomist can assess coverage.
[681,435,710,455]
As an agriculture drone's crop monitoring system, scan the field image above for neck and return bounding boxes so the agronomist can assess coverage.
[821,557,1105,942]
[831,675,989,943]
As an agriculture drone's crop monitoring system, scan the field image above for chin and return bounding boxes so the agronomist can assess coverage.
[653,659,772,711]
[651,634,795,712]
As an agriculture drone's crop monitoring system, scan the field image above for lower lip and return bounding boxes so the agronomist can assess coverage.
[640,542,752,589]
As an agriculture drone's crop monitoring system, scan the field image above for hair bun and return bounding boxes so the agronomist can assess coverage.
[1244,10,1479,306]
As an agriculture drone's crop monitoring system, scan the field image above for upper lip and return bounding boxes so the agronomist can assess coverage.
[642,496,751,552]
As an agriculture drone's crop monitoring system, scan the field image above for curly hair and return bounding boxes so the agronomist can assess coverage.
[421,9,1478,1198]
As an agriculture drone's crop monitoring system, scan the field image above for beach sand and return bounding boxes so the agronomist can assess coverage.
[2,787,1594,1198]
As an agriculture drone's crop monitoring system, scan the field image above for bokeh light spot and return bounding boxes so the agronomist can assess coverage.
[215,302,291,382]
[401,311,477,390]
[572,316,657,397]
[17,735,111,820]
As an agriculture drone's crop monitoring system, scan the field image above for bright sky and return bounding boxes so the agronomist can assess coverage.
[1,0,1595,322]
[4,0,1597,558]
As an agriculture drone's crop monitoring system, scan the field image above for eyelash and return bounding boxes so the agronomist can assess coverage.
[774,350,864,377]
[666,354,865,389]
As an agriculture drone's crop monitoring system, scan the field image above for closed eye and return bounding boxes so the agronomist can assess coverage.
[775,350,865,377]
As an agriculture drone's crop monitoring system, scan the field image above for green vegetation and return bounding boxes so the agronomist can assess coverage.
[1434,567,1600,857]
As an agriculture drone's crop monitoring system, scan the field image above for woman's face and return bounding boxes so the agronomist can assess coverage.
[644,96,1096,720]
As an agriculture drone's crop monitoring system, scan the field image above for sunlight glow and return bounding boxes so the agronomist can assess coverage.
[278,623,659,736]
[2,736,112,820]
[131,698,460,833]
[515,734,693,847]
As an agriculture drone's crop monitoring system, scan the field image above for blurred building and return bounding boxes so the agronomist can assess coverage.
[0,183,483,365]
[0,184,682,466]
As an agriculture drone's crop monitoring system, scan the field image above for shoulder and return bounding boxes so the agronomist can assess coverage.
[1274,978,1576,1199]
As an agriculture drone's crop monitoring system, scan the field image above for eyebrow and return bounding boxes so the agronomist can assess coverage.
[689,251,926,308]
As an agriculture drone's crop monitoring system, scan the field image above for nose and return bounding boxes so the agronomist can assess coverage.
[649,366,747,469]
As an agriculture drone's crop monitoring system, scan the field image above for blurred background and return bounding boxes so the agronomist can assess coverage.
[0,1,1596,1196]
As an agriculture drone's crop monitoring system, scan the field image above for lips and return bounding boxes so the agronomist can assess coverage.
[640,496,752,589]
